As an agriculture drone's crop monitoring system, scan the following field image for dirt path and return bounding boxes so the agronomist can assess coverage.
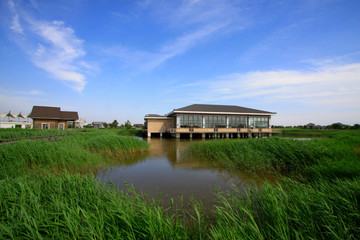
[0,135,69,145]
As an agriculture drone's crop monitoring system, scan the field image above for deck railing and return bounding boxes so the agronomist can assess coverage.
[169,128,275,133]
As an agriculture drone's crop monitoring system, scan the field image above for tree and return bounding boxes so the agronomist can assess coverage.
[103,123,108,129]
[331,122,344,129]
[110,120,118,128]
[125,120,132,129]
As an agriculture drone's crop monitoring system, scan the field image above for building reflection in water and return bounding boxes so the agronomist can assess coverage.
[96,137,276,205]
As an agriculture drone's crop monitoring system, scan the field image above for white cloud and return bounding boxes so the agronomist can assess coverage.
[108,0,246,72]
[8,2,90,93]
[16,89,44,95]
[10,14,23,34]
[8,0,23,34]
[29,89,44,95]
[171,61,360,110]
[105,23,225,72]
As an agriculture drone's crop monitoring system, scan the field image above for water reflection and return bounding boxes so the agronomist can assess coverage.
[96,138,275,204]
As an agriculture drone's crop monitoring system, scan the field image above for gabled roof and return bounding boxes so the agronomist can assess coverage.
[29,106,78,120]
[170,104,276,115]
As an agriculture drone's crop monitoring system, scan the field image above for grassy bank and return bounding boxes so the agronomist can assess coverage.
[1,173,359,239]
[117,128,143,136]
[0,174,193,239]
[0,130,149,178]
[1,129,360,239]
[0,128,76,139]
[211,177,360,239]
[187,136,360,180]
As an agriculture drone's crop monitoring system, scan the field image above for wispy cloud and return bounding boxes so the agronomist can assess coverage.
[16,89,44,95]
[8,0,23,34]
[172,60,360,109]
[8,0,90,92]
[107,22,226,71]
[107,0,246,72]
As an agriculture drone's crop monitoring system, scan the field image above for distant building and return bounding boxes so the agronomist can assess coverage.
[133,124,144,129]
[29,106,79,130]
[0,111,32,129]
[144,104,276,138]
[75,118,86,128]
[92,122,106,129]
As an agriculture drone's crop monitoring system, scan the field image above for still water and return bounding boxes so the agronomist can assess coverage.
[96,138,273,204]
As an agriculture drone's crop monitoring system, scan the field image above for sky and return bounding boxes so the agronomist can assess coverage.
[1,0,360,126]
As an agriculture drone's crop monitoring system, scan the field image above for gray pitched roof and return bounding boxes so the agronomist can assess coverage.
[29,106,78,120]
[173,104,275,115]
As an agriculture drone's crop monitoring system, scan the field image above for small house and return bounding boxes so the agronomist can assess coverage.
[29,106,79,130]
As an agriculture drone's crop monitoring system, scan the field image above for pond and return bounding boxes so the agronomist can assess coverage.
[96,138,275,205]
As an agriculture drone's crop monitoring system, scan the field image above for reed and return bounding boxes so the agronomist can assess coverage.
[0,128,73,139]
[1,174,359,239]
[188,137,360,180]
[1,129,360,239]
[0,130,149,178]
[0,173,191,239]
[210,177,360,239]
[117,128,143,136]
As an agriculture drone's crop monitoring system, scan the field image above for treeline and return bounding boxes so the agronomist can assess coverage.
[273,122,360,130]
[84,120,142,129]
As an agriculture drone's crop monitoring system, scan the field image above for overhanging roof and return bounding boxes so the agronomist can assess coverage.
[169,104,276,115]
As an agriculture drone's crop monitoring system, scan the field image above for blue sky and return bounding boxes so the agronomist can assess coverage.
[1,0,360,125]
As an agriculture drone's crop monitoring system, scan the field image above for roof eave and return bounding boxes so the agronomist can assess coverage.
[173,110,276,115]
[144,116,173,120]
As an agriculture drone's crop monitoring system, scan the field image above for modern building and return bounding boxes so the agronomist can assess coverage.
[29,106,79,130]
[144,104,276,138]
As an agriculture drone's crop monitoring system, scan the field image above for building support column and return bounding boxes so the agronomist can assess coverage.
[202,133,205,139]
[226,133,229,138]
[269,133,272,137]
[176,133,180,139]
[160,133,163,138]
[147,132,151,138]
[190,133,192,139]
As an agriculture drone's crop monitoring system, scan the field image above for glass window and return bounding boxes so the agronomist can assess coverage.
[204,115,229,128]
[249,117,269,128]
[229,116,248,128]
[178,115,203,128]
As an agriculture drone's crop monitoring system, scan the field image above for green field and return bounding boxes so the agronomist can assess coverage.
[1,129,360,239]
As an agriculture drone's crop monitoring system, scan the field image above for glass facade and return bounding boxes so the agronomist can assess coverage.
[177,115,269,128]
[204,116,226,128]
[178,115,202,128]
[228,116,248,128]
[249,117,269,128]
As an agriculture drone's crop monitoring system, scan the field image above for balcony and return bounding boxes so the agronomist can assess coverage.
[169,128,275,134]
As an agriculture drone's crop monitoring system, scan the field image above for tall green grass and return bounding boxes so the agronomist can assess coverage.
[0,128,74,139]
[210,177,360,239]
[117,128,143,136]
[0,173,191,239]
[1,174,359,239]
[1,128,360,239]
[0,130,149,178]
[188,137,360,180]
